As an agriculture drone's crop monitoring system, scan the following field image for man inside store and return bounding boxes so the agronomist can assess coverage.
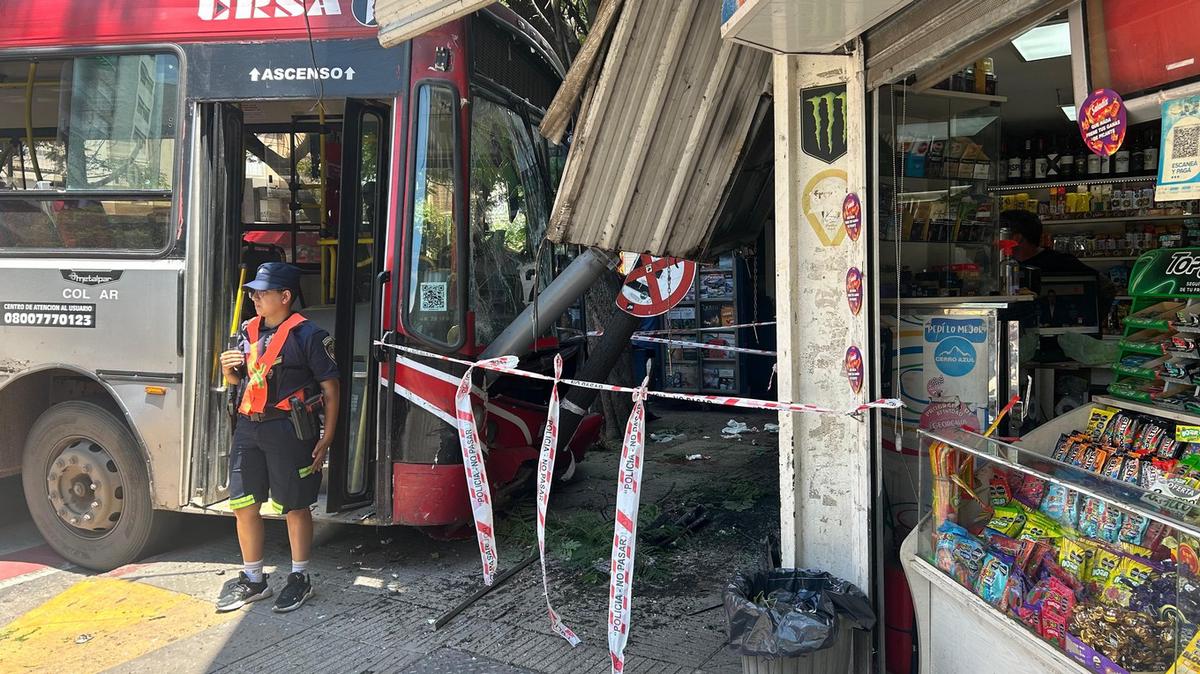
[1002,209,1098,278]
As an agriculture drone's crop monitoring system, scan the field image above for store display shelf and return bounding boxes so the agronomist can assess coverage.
[1031,326,1099,335]
[1123,317,1169,331]
[992,175,1158,192]
[1165,348,1200,360]
[1079,256,1138,263]
[1111,363,1159,380]
[1093,394,1200,426]
[700,298,734,303]
[1118,340,1166,355]
[1115,295,1134,301]
[1161,376,1199,387]
[879,239,993,245]
[893,85,1007,104]
[1042,214,1195,226]
[1176,324,1200,334]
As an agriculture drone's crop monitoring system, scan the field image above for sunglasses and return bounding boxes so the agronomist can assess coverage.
[247,289,286,300]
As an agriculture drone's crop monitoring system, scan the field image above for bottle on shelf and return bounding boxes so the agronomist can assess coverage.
[1046,134,1065,178]
[1114,135,1131,175]
[1074,137,1087,177]
[1006,142,1020,184]
[1131,131,1144,176]
[1145,128,1160,174]
[1021,139,1034,181]
[1060,139,1075,180]
[1087,142,1102,176]
[1035,137,1049,180]
[998,233,1021,296]
[984,58,997,96]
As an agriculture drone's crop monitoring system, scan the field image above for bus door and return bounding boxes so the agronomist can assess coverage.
[191,102,245,507]
[325,99,389,512]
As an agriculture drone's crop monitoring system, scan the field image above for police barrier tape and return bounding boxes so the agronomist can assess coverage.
[453,355,516,586]
[628,333,777,357]
[377,341,901,669]
[609,376,648,673]
[536,355,581,646]
[632,319,776,335]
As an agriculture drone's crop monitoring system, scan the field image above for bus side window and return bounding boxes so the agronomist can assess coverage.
[404,84,461,347]
[467,97,551,348]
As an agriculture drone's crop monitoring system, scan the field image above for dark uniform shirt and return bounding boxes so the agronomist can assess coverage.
[237,315,339,409]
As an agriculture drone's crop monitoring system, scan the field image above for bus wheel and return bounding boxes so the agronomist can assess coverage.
[21,401,168,571]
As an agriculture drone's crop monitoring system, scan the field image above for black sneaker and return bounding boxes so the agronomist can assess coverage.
[215,572,271,612]
[273,572,313,613]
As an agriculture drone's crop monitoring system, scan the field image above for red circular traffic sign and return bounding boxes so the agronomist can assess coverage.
[617,255,697,317]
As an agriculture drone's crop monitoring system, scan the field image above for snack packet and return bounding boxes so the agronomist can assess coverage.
[1100,453,1126,480]
[935,520,986,588]
[1077,497,1106,539]
[1085,407,1117,442]
[1020,509,1063,543]
[1082,446,1110,473]
[987,505,1027,538]
[1097,503,1125,544]
[988,469,1012,507]
[974,552,1012,609]
[1103,554,1155,606]
[1119,513,1150,547]
[1058,537,1089,580]
[1087,544,1122,586]
[1015,475,1047,510]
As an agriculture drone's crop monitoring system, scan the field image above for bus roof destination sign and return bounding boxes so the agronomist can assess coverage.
[184,39,404,99]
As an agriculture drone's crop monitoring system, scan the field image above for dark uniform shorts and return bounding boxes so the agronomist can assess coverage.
[228,416,320,514]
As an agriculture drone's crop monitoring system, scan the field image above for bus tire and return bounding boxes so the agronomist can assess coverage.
[21,401,169,571]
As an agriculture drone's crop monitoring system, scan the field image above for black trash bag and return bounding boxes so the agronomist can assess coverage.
[724,568,877,658]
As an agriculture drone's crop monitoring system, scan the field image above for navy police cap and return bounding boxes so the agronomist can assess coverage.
[243,262,301,292]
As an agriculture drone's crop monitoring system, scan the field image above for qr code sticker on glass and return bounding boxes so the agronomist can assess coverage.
[419,281,448,312]
[1174,125,1200,159]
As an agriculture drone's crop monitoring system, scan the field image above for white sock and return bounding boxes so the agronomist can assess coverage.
[292,559,308,575]
[243,559,264,583]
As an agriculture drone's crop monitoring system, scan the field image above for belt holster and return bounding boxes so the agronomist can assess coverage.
[288,394,321,441]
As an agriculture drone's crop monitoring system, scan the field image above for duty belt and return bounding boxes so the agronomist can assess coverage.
[241,408,289,423]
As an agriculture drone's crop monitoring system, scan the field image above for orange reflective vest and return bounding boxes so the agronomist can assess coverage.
[238,313,307,415]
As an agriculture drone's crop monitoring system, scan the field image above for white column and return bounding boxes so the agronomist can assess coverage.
[774,47,871,590]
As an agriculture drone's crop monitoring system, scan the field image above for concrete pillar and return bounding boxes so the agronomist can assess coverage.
[774,47,871,590]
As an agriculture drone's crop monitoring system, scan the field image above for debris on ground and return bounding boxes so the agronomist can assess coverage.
[764,423,779,433]
[721,419,750,437]
[685,454,710,461]
[650,432,687,443]
[74,634,93,645]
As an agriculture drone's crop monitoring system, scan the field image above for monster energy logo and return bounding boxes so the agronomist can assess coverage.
[801,84,848,163]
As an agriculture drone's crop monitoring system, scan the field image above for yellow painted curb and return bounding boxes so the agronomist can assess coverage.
[0,577,237,673]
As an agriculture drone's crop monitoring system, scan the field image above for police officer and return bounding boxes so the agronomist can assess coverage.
[215,262,339,613]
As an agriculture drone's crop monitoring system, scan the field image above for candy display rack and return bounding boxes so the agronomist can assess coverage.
[898,250,1200,673]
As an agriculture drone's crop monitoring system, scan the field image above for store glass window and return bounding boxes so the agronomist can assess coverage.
[467,96,550,347]
[0,53,178,251]
[406,84,461,347]
[1085,0,1200,100]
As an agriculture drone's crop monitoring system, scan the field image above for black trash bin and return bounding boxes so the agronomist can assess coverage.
[724,568,877,673]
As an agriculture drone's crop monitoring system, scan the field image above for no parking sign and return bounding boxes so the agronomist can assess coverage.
[616,254,697,317]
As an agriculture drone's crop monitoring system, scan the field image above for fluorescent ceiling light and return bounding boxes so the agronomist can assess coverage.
[1061,105,1077,121]
[1012,23,1071,61]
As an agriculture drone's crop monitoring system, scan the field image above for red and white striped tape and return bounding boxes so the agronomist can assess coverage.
[608,375,649,674]
[628,333,777,357]
[378,340,900,669]
[536,355,581,646]
[453,355,518,586]
[380,342,900,416]
[632,320,776,335]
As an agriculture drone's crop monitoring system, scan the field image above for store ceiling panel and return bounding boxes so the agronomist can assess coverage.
[864,0,1074,89]
[544,0,772,259]
[720,0,915,54]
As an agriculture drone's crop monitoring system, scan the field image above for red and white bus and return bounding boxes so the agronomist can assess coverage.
[0,0,602,569]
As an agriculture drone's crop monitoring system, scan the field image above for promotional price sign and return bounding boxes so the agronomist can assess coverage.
[1079,88,1128,158]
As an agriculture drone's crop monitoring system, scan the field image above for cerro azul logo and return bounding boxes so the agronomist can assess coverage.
[801,84,847,163]
[933,336,976,378]
[60,270,122,286]
[198,0,343,21]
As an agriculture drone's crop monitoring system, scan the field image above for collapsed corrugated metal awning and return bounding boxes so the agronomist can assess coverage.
[375,0,492,48]
[541,0,772,260]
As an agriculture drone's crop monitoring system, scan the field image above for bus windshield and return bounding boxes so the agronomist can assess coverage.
[0,52,178,252]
